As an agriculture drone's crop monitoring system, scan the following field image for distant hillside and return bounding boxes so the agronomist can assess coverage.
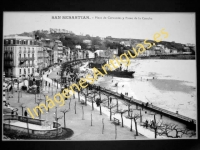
[15,30,187,52]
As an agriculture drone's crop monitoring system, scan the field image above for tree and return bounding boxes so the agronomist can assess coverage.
[113,109,127,127]
[60,109,69,128]
[157,123,196,138]
[105,103,117,121]
[125,111,140,136]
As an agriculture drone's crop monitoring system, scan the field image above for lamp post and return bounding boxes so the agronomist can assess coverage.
[52,78,53,95]
[28,75,30,89]
[20,104,26,116]
[17,77,20,103]
[43,91,49,112]
[36,100,42,119]
[11,73,13,94]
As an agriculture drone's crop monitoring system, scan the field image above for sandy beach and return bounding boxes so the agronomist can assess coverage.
[94,59,197,120]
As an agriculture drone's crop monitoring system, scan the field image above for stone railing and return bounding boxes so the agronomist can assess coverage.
[3,115,63,138]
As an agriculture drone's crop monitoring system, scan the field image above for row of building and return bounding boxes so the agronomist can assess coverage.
[138,44,195,57]
[3,35,98,78]
[3,34,195,78]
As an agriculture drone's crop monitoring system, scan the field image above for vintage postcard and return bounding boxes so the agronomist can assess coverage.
[2,12,196,140]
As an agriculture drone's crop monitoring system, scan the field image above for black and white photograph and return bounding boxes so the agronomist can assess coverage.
[2,12,197,140]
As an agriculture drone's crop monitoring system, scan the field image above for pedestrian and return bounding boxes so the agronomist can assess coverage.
[145,120,148,128]
[141,103,144,110]
[24,110,28,117]
[11,110,14,118]
[110,97,112,103]
[16,112,18,116]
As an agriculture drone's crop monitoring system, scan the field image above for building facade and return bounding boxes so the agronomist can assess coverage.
[55,40,63,63]
[3,35,40,78]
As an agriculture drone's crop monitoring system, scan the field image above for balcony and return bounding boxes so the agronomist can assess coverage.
[37,56,44,59]
[4,57,13,61]
[18,57,27,61]
[4,63,14,67]
[19,63,33,67]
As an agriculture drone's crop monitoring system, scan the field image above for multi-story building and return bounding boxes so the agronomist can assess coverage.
[53,47,58,64]
[55,40,63,63]
[3,35,39,78]
[63,47,71,62]
[40,39,58,66]
[36,46,44,73]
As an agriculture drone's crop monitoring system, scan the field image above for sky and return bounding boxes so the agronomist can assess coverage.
[3,12,195,44]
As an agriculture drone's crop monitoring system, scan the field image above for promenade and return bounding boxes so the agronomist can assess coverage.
[3,66,146,140]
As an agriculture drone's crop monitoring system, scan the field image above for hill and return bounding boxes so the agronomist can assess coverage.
[15,30,189,53]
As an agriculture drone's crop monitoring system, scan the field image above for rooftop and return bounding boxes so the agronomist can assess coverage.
[4,35,34,40]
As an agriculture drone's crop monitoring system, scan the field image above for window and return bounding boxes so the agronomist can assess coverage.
[16,40,19,44]
[32,54,34,58]
[28,68,30,73]
[19,69,21,74]
[24,68,26,74]
[24,54,26,58]
[10,40,13,44]
[28,54,30,58]
[30,41,32,45]
[32,68,34,73]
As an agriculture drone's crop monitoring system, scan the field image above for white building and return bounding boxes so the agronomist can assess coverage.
[87,50,95,58]
[4,35,40,78]
[55,40,63,60]
[75,45,81,49]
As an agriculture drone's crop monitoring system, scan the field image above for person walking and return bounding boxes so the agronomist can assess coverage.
[24,110,28,117]
[11,110,14,118]
[145,120,148,128]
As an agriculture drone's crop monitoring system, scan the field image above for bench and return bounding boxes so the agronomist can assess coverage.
[140,122,147,127]
[112,117,121,125]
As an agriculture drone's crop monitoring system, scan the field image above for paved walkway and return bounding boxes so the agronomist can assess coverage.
[46,64,163,139]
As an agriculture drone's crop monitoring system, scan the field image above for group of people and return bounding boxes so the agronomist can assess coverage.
[125,92,128,96]
[145,120,156,128]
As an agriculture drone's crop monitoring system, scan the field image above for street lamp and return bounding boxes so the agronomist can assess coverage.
[17,76,20,103]
[36,100,42,119]
[10,73,13,94]
[43,91,49,112]
[20,103,26,116]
